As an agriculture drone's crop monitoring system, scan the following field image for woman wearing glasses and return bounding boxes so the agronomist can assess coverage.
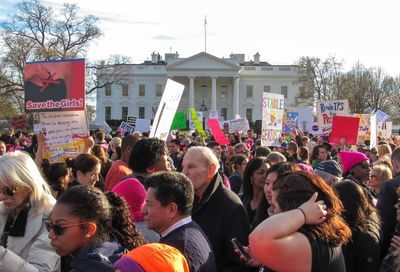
[47,185,145,271]
[0,151,60,271]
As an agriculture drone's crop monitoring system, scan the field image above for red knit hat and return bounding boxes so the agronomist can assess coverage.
[339,151,369,175]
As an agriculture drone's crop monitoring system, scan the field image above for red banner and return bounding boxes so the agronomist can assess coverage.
[24,59,85,112]
[208,119,230,145]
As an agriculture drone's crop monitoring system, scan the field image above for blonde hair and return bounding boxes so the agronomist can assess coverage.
[378,143,392,158]
[372,163,393,182]
[0,151,54,214]
[186,146,220,175]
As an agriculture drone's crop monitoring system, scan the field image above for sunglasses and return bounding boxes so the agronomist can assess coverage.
[357,163,371,170]
[0,186,18,197]
[44,220,91,236]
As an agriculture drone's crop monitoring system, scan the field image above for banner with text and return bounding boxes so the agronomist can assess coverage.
[38,111,88,163]
[25,59,85,112]
[150,79,184,140]
[317,100,349,133]
[378,122,393,140]
[261,93,284,146]
[283,111,298,134]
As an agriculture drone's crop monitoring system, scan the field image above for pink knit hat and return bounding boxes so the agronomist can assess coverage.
[339,151,369,175]
[112,178,146,222]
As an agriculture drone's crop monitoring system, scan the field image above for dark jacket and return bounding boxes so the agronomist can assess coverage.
[160,220,217,272]
[377,173,400,257]
[342,226,381,272]
[69,240,124,272]
[192,173,250,272]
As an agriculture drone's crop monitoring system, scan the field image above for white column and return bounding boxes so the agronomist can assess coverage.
[211,76,217,111]
[189,76,195,109]
[233,76,240,117]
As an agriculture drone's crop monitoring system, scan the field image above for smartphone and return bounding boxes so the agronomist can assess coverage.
[231,238,252,261]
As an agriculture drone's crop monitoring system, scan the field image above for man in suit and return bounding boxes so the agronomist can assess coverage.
[143,171,217,272]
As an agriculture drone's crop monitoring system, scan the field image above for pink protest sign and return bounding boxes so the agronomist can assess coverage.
[208,119,230,145]
[330,116,360,145]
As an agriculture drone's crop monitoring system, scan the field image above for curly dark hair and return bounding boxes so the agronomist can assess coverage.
[105,191,147,250]
[129,138,168,173]
[57,186,146,250]
[273,172,351,246]
[41,159,69,194]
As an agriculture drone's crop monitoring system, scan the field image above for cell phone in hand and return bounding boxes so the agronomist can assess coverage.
[231,238,251,261]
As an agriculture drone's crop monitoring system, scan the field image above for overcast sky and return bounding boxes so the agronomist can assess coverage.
[1,0,399,76]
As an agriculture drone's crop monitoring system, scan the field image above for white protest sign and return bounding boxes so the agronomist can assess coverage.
[150,79,184,140]
[317,100,349,133]
[370,114,377,149]
[378,122,392,140]
[39,111,88,163]
[209,110,218,120]
[135,118,151,132]
[261,93,284,146]
[297,108,314,133]
[227,119,249,133]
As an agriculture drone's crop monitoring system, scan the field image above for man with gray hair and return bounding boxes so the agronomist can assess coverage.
[313,160,342,186]
[182,146,250,272]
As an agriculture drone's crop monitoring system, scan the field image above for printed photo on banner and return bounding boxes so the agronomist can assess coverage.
[261,93,284,146]
[25,59,85,112]
[38,110,88,163]
[282,111,298,134]
[317,99,349,133]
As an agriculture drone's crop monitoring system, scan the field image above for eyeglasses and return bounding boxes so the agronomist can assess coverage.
[44,220,91,236]
[0,186,18,197]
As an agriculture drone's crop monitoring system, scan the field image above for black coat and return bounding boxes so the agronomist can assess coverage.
[377,173,400,256]
[192,173,250,272]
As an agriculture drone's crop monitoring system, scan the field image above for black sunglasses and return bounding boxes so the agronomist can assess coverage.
[0,187,18,197]
[357,163,371,170]
[44,220,90,236]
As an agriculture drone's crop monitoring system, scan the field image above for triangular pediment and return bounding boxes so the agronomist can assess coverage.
[167,52,240,71]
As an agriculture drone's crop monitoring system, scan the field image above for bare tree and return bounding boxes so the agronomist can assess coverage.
[0,0,101,113]
[295,55,344,105]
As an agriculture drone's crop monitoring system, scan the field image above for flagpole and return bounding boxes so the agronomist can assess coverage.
[204,15,207,52]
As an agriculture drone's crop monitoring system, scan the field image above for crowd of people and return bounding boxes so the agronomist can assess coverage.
[1,127,400,271]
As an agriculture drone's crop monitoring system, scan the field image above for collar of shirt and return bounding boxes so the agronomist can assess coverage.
[161,216,192,238]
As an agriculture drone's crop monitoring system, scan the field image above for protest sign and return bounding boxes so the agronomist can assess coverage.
[330,116,360,145]
[127,116,137,126]
[297,108,314,133]
[227,119,249,133]
[135,118,151,132]
[118,121,136,134]
[261,93,284,146]
[208,110,218,120]
[189,111,203,130]
[377,122,392,140]
[11,115,28,130]
[208,119,230,145]
[282,111,298,134]
[317,100,349,133]
[353,114,371,143]
[150,79,184,140]
[25,59,85,112]
[38,111,88,163]
[370,114,377,149]
[189,108,206,139]
[170,112,186,130]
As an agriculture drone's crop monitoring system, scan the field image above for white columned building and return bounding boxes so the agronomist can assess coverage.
[95,51,304,129]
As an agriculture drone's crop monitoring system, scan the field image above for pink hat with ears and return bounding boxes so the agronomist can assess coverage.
[339,151,369,175]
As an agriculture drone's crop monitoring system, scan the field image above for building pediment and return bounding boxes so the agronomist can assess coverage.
[167,52,240,72]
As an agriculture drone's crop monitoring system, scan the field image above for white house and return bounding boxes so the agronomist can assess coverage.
[94,51,304,126]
